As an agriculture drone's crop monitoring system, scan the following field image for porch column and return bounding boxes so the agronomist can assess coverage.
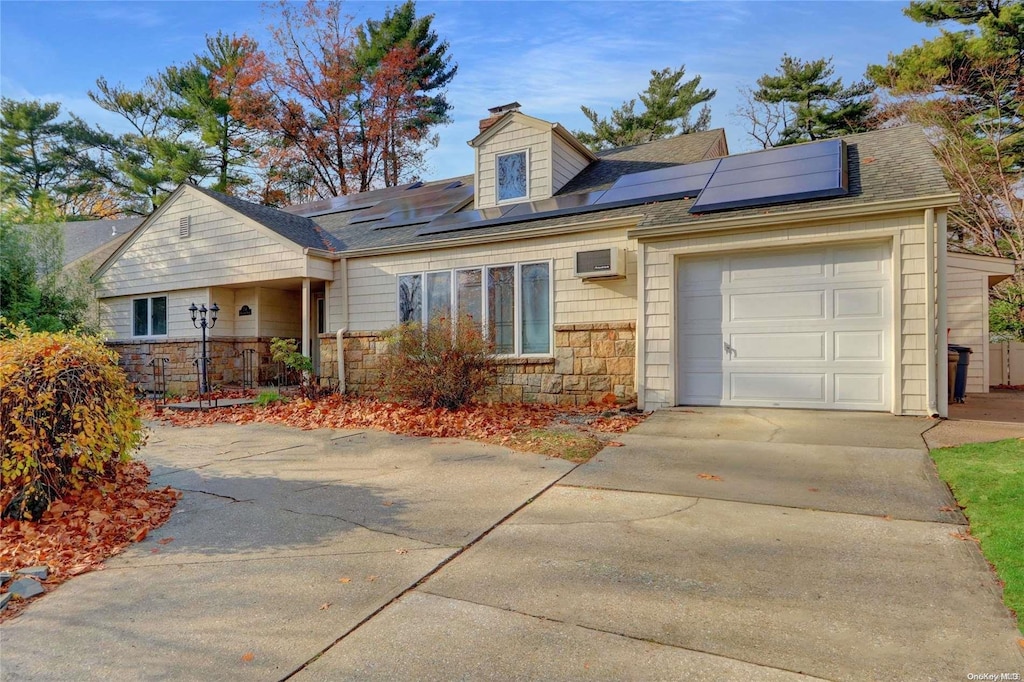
[302,278,311,357]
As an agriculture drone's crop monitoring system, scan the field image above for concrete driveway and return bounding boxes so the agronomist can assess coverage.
[3,410,1022,680]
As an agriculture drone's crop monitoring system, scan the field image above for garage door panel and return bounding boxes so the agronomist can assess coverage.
[678,242,892,412]
[834,243,888,276]
[681,259,723,287]
[730,250,826,282]
[687,372,723,400]
[834,374,885,404]
[835,331,884,360]
[681,334,723,362]
[834,287,884,318]
[731,290,825,322]
[682,294,722,322]
[730,373,826,402]
[731,332,825,361]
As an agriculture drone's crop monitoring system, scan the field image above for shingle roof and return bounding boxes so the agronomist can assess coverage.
[557,128,726,195]
[189,184,344,251]
[187,125,951,256]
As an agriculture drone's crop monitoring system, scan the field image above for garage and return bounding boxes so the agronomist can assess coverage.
[676,241,893,411]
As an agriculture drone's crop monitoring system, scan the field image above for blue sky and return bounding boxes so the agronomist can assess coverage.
[1,1,942,181]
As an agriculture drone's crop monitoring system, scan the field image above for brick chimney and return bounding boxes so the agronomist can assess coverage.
[479,101,521,133]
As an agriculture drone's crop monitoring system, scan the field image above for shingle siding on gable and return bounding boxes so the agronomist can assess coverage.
[475,118,551,209]
[96,190,307,299]
[551,136,591,194]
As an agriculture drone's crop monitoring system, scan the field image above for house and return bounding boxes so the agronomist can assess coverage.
[92,103,968,417]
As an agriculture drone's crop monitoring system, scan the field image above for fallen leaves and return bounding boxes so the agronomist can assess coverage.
[0,461,179,622]
[157,537,175,545]
[395,548,409,555]
[338,577,351,584]
[606,441,625,448]
[950,531,978,542]
[144,395,648,462]
[241,652,255,663]
[697,473,723,481]
[319,602,332,611]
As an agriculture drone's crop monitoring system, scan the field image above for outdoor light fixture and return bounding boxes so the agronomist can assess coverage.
[190,301,219,401]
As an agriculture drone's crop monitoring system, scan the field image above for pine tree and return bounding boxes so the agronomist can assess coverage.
[575,66,715,152]
[753,55,875,146]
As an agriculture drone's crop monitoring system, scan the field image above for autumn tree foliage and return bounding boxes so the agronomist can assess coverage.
[0,322,144,520]
[241,0,456,202]
[868,0,1024,338]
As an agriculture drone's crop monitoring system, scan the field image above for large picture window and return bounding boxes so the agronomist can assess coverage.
[397,261,551,355]
[132,296,167,337]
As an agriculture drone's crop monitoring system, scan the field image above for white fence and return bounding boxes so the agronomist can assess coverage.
[989,341,1024,386]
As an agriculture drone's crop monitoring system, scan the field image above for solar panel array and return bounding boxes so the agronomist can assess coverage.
[688,139,847,213]
[281,139,850,238]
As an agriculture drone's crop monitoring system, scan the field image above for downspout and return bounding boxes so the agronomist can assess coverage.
[336,328,346,394]
[936,210,949,418]
[924,208,938,416]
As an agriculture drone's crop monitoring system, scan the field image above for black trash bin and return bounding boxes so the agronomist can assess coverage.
[948,344,972,403]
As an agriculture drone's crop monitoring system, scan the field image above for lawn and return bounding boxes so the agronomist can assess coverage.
[931,438,1024,633]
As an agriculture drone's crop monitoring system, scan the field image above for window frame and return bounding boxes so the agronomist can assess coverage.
[131,295,169,338]
[395,259,554,357]
[495,149,530,204]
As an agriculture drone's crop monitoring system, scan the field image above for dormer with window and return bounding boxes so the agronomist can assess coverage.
[470,103,597,210]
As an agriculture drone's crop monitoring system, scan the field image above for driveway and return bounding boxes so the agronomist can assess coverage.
[3,411,1022,680]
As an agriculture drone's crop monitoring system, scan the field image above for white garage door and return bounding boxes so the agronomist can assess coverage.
[677,242,892,411]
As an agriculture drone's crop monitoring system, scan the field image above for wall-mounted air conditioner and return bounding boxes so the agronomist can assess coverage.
[574,247,625,279]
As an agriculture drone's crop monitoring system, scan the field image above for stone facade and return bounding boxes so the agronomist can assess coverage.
[108,337,284,394]
[316,321,636,406]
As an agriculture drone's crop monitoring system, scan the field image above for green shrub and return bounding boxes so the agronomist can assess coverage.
[255,390,284,407]
[0,320,144,520]
[379,315,498,410]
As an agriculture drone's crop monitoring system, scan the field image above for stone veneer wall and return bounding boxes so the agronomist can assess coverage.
[317,321,636,406]
[107,337,282,394]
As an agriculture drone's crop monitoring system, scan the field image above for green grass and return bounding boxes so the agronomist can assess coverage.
[254,390,285,407]
[931,438,1024,633]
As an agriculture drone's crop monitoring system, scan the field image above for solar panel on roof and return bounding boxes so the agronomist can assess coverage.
[595,157,719,208]
[414,206,513,236]
[502,192,604,218]
[689,139,847,213]
[348,183,474,225]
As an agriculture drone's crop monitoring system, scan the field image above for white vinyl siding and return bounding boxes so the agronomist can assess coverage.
[96,188,308,298]
[103,288,210,339]
[343,229,636,333]
[946,254,1014,393]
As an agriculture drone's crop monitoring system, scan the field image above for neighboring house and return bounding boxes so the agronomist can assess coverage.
[93,103,966,416]
[946,252,1016,392]
[62,217,146,269]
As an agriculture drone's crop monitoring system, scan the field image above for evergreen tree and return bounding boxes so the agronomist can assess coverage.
[869,0,1024,338]
[79,76,210,214]
[753,55,875,146]
[0,99,103,219]
[354,0,458,186]
[575,66,715,151]
[164,32,265,195]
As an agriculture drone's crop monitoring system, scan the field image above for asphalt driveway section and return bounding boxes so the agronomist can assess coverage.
[0,423,574,681]
[300,407,1023,681]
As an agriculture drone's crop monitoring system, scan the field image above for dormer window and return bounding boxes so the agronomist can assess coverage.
[496,151,528,202]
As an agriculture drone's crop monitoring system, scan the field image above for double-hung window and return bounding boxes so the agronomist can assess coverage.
[397,261,551,356]
[132,296,167,337]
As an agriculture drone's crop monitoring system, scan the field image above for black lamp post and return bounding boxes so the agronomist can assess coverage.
[190,302,219,396]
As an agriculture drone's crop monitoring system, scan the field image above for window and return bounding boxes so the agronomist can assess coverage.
[397,261,551,355]
[133,296,167,337]
[496,151,527,202]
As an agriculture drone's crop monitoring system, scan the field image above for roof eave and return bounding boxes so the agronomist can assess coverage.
[628,193,961,240]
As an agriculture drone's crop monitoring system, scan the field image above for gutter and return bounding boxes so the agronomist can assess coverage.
[628,193,961,241]
[322,214,644,259]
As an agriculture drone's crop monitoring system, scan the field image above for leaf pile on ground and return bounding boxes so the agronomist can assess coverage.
[0,461,180,622]
[144,394,647,457]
